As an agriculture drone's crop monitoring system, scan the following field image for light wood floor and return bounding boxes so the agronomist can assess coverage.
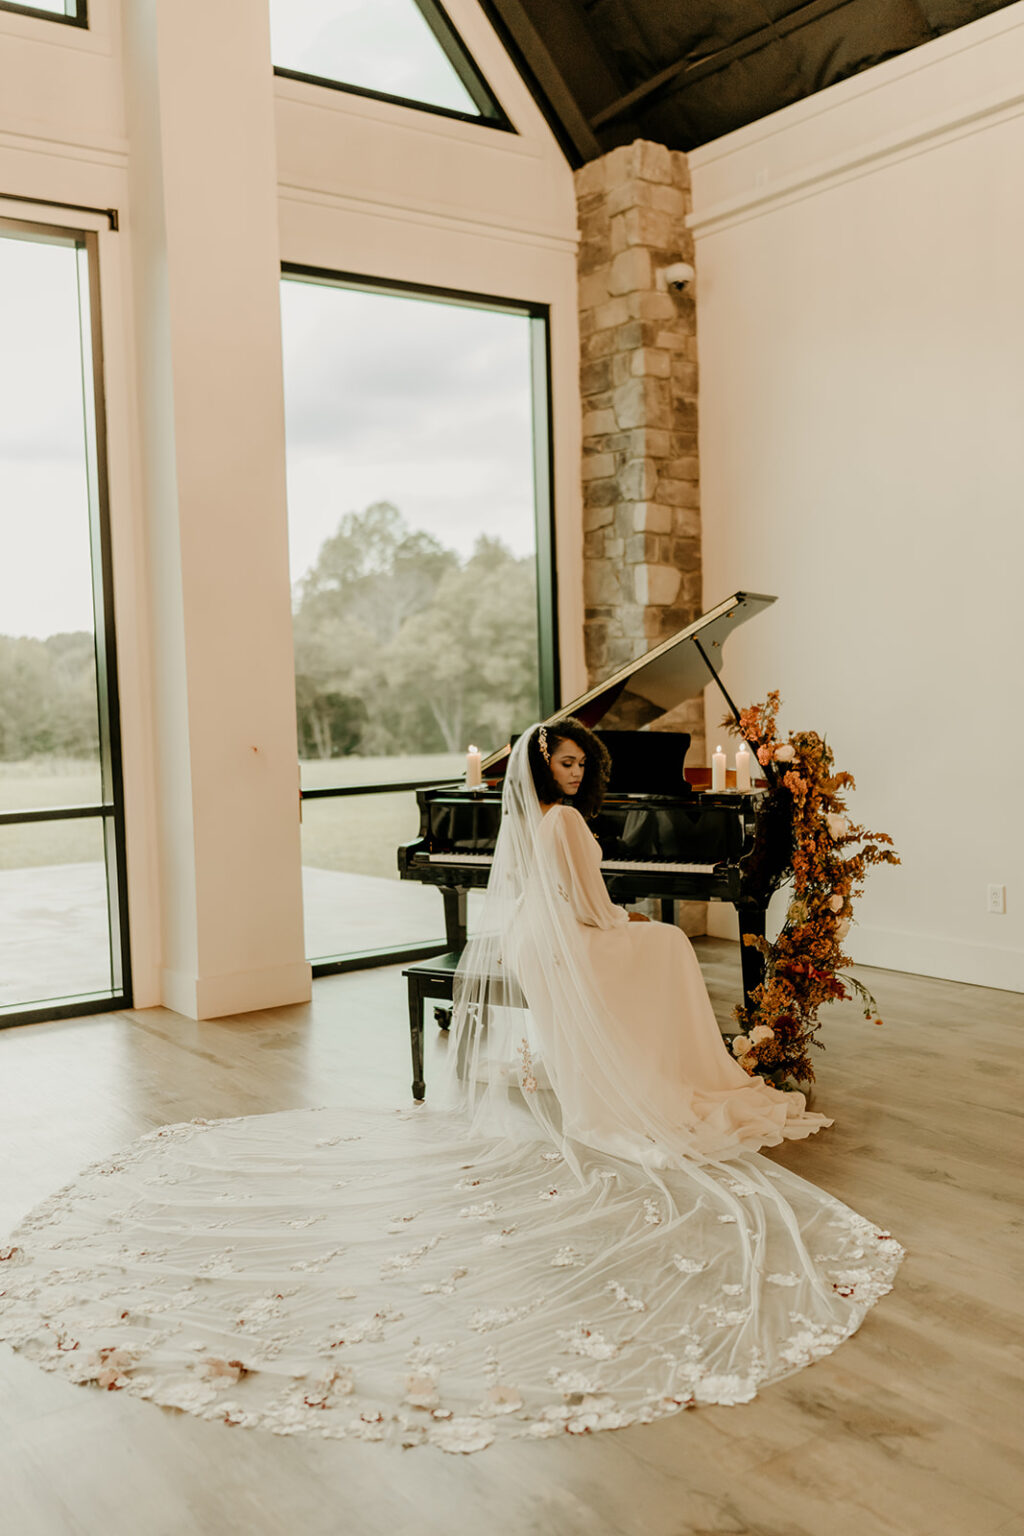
[1,940,1021,1536]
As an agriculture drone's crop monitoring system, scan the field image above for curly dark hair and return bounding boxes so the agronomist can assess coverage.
[526,717,611,819]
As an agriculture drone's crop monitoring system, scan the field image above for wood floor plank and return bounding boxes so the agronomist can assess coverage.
[1,939,1022,1536]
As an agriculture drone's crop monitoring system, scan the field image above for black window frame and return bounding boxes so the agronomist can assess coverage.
[0,0,86,26]
[0,216,132,1029]
[272,0,514,134]
[281,263,559,976]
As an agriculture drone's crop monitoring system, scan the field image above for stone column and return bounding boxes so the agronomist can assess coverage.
[574,140,704,763]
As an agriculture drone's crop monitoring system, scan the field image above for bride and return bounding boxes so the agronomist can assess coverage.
[457,718,833,1164]
[0,722,902,1453]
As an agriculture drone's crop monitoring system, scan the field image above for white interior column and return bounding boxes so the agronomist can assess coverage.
[122,0,310,1018]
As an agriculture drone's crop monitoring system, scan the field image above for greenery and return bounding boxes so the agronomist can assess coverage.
[301,753,461,880]
[0,759,103,868]
[293,502,540,758]
[0,632,99,760]
[0,504,538,771]
[0,755,465,876]
[0,505,535,889]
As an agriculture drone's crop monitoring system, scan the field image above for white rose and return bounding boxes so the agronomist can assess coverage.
[826,813,849,840]
[836,918,851,940]
[731,1035,752,1056]
[749,1025,775,1044]
[828,893,844,912]
[774,744,796,762]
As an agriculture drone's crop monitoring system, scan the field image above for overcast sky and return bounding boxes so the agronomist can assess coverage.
[0,247,538,640]
[279,280,537,591]
[269,0,478,113]
[0,235,94,641]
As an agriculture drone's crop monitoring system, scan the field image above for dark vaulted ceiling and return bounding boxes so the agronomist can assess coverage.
[480,0,1017,161]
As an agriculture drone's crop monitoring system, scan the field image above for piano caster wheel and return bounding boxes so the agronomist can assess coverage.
[434,1006,452,1031]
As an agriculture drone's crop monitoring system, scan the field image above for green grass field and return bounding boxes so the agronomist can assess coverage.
[0,754,464,877]
[0,758,104,869]
[302,753,463,881]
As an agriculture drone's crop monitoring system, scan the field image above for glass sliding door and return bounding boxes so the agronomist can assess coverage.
[280,269,556,969]
[0,219,130,1023]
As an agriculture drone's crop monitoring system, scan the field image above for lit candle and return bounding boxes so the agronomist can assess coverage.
[711,744,727,792]
[735,742,752,791]
[466,745,482,788]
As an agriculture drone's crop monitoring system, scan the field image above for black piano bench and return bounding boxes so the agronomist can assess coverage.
[402,951,463,1102]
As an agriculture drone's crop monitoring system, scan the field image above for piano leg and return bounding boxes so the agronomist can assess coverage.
[659,898,675,924]
[442,886,468,951]
[737,907,767,1011]
[408,978,425,1102]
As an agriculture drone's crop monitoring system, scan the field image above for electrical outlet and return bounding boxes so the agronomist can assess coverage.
[987,884,1006,914]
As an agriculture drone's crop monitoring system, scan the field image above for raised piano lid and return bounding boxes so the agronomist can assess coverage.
[482,590,776,773]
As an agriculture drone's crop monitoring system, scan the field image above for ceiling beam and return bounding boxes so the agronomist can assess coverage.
[480,0,603,164]
[589,0,856,130]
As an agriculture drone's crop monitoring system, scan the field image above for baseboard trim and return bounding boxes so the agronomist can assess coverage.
[849,927,1023,995]
[705,906,1022,994]
[161,961,313,1020]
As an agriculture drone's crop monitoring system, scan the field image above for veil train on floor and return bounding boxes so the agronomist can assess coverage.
[0,731,902,1452]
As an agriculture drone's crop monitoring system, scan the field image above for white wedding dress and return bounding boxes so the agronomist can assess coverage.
[0,733,902,1454]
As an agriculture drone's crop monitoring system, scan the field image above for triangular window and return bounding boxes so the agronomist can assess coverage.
[270,0,511,129]
[0,0,86,24]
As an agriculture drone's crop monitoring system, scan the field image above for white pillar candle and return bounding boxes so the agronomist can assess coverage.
[466,745,482,788]
[735,742,752,791]
[711,744,727,792]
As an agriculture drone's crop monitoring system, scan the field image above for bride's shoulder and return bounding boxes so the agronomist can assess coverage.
[546,803,586,828]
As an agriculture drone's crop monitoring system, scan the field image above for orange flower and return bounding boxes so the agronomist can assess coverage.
[731,693,898,1084]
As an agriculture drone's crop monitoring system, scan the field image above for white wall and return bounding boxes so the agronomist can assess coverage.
[690,5,1024,993]
[0,0,582,1017]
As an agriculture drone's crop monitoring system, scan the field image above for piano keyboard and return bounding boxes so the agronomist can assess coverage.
[423,853,717,875]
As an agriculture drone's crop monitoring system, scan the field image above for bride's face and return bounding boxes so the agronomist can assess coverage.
[549,738,585,798]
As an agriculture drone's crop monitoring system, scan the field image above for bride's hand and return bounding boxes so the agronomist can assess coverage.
[627,912,651,922]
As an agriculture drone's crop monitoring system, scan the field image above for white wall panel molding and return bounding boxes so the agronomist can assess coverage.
[688,88,1024,237]
[851,928,1024,996]
[271,71,532,151]
[688,0,1024,234]
[0,0,123,148]
[277,180,577,255]
[0,125,127,168]
[274,96,576,254]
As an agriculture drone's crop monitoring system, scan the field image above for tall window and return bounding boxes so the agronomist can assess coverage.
[0,220,129,1023]
[269,0,510,127]
[280,270,555,969]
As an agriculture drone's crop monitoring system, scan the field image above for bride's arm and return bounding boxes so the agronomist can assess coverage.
[546,808,631,929]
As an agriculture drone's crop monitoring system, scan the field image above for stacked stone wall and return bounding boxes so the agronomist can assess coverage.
[574,139,704,764]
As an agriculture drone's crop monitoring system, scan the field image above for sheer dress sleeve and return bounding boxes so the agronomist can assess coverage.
[544,805,630,930]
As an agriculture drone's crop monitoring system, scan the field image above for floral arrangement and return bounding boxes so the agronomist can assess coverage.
[725,692,900,1087]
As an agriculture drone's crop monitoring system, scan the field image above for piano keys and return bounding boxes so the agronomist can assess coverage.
[397,592,790,1011]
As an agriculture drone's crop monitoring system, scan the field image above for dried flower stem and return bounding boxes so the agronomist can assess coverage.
[723,693,900,1085]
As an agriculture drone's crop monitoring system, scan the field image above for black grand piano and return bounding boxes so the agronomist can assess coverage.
[397,592,790,1011]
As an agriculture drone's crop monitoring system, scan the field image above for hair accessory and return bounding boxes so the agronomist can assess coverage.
[537,725,550,763]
